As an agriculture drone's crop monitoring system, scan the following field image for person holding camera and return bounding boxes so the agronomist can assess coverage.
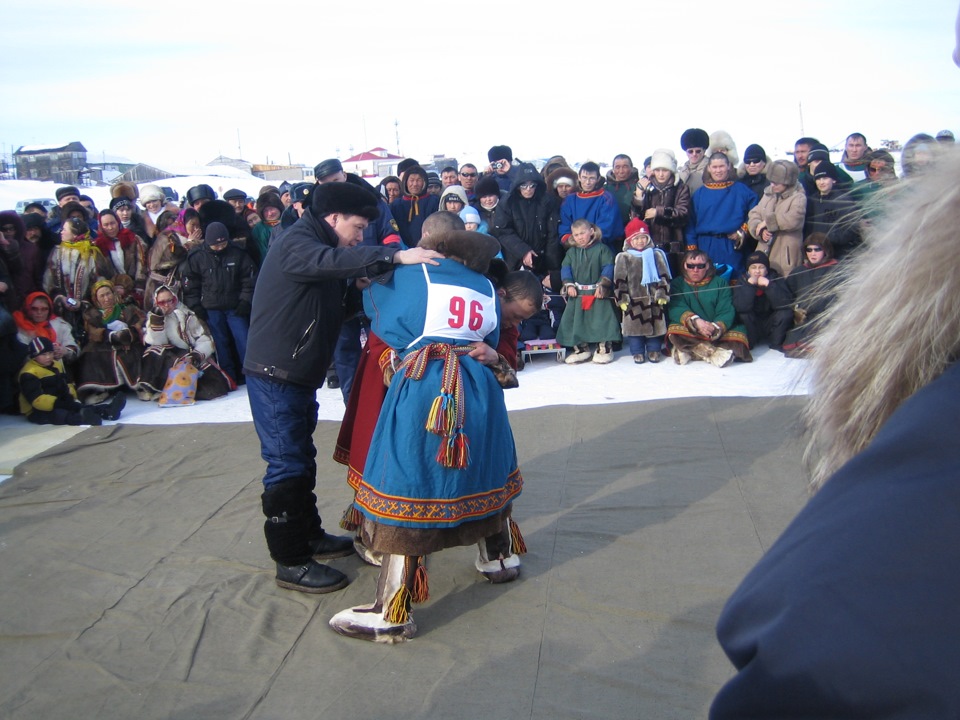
[487,144,519,193]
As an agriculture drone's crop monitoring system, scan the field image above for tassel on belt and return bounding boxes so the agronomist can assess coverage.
[400,343,474,469]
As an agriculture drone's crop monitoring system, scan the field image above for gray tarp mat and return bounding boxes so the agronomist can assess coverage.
[0,397,808,720]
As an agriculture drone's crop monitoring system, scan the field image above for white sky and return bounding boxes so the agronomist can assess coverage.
[1,0,958,170]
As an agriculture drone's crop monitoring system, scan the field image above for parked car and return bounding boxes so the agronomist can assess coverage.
[14,198,57,214]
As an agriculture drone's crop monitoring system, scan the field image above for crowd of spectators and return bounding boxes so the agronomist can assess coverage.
[0,127,954,418]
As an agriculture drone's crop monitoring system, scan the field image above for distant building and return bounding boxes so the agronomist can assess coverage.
[207,155,253,174]
[342,147,406,178]
[14,142,87,182]
[421,154,459,175]
[112,164,179,185]
[85,153,138,185]
[250,164,312,182]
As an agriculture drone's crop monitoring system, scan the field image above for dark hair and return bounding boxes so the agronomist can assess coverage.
[795,137,820,148]
[98,208,120,227]
[23,201,48,215]
[502,271,544,305]
[459,163,478,173]
[612,154,633,167]
[845,132,867,144]
[440,166,458,175]
[421,210,465,237]
[579,161,600,176]
[682,249,714,275]
[707,152,731,165]
[378,175,401,195]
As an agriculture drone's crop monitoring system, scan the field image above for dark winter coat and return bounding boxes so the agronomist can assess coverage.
[243,209,399,389]
[732,271,792,317]
[737,172,770,201]
[732,270,794,348]
[713,361,960,719]
[491,165,562,287]
[182,244,257,312]
[631,178,691,258]
[804,190,861,260]
[783,259,841,349]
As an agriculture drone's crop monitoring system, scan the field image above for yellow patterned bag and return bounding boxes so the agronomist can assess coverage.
[158,356,200,407]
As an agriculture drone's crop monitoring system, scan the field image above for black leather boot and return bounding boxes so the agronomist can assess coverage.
[274,559,348,594]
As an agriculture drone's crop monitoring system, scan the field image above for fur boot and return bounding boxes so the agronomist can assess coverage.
[475,518,524,583]
[691,342,734,368]
[329,554,420,643]
[672,346,692,365]
[592,342,614,364]
[565,343,592,364]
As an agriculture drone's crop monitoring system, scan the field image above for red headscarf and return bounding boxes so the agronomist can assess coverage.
[12,291,58,342]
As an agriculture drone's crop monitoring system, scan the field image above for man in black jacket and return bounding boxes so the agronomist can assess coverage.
[244,182,440,594]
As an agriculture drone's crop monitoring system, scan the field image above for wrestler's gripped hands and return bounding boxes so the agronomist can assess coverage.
[467,343,499,366]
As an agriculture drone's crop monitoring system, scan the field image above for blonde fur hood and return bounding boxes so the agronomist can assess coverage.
[804,147,960,490]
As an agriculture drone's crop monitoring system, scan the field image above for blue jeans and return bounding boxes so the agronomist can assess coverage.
[207,309,249,383]
[247,374,318,488]
[626,335,664,355]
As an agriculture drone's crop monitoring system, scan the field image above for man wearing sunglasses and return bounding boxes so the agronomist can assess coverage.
[458,164,479,201]
[665,250,752,368]
[678,128,710,194]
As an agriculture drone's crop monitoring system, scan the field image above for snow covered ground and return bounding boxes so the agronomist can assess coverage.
[0,169,273,215]
[108,345,810,426]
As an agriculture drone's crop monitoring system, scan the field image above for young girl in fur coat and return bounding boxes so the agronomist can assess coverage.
[614,219,671,363]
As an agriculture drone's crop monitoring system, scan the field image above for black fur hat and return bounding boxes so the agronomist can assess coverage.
[680,128,710,151]
[310,182,379,221]
[488,145,513,163]
[418,230,500,274]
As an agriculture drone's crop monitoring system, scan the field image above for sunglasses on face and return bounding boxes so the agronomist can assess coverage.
[867,164,887,174]
[519,182,536,190]
[686,149,703,156]
[459,172,477,178]
[685,262,708,269]
[745,159,764,165]
[805,246,823,253]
